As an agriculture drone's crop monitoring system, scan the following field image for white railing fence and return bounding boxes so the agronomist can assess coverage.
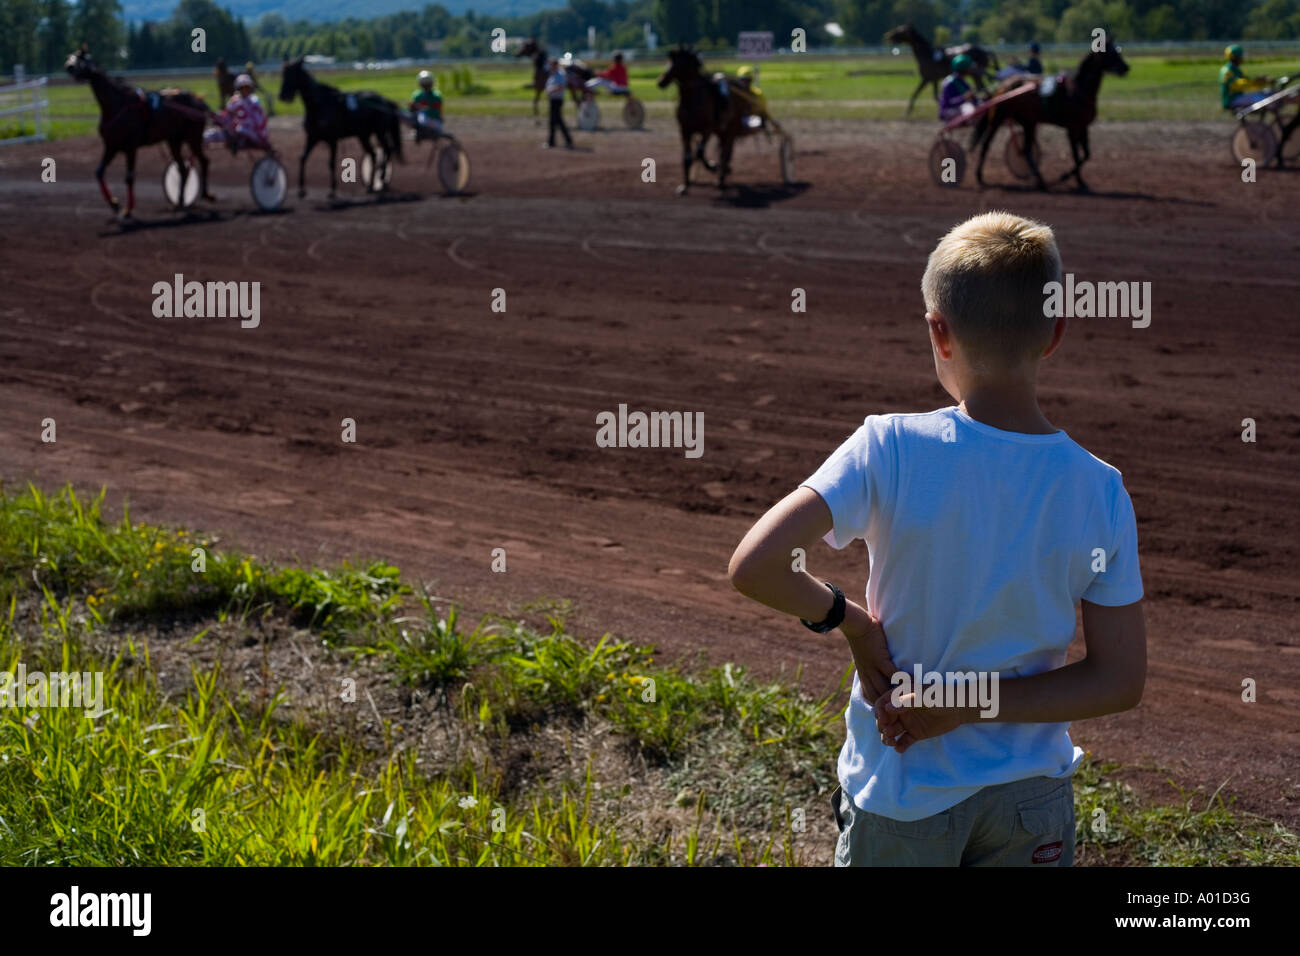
[0,76,51,145]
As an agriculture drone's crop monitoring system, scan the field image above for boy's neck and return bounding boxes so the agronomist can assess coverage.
[957,381,1057,435]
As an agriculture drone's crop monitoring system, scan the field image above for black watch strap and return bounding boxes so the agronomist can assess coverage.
[801,582,846,633]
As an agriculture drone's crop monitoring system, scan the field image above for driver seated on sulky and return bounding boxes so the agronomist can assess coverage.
[410,70,444,140]
[938,54,981,122]
[585,52,629,95]
[1220,44,1271,112]
[205,73,270,152]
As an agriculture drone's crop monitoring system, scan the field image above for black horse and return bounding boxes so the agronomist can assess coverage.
[657,46,743,195]
[66,45,212,218]
[970,44,1129,192]
[885,24,999,116]
[278,57,403,199]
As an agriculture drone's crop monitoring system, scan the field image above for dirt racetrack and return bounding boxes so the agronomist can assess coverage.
[2,112,1298,830]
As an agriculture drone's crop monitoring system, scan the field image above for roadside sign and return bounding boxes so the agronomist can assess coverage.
[737,32,773,58]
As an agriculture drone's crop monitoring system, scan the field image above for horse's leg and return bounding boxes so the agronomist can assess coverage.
[906,78,926,117]
[123,148,137,217]
[358,137,375,193]
[95,144,120,214]
[1073,127,1091,191]
[1021,121,1048,191]
[195,135,214,201]
[718,134,734,190]
[165,139,188,210]
[975,121,995,188]
[298,135,316,198]
[677,130,693,196]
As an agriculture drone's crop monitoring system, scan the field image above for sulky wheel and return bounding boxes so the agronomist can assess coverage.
[1003,128,1042,181]
[250,156,287,211]
[162,160,200,209]
[577,98,600,131]
[929,136,966,187]
[622,96,645,129]
[437,140,471,195]
[1231,120,1277,167]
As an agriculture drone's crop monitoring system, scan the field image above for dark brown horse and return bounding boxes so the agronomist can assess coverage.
[971,44,1129,192]
[657,46,742,195]
[66,45,212,218]
[885,23,999,116]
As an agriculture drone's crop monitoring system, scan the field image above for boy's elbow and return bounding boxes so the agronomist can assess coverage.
[727,549,763,597]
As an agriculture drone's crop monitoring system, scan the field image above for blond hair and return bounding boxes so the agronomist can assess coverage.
[921,211,1062,368]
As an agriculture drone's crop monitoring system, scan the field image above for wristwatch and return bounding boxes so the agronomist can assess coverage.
[801,581,846,633]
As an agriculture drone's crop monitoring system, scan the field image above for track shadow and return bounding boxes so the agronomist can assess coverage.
[981,182,1214,206]
[97,207,234,237]
[712,180,812,209]
[314,191,425,211]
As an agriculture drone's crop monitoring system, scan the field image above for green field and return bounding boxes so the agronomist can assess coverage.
[0,483,1295,866]
[24,51,1300,142]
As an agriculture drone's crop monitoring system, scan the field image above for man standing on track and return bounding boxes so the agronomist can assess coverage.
[544,57,574,149]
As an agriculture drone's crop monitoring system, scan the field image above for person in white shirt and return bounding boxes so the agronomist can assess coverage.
[543,58,573,149]
[729,210,1146,866]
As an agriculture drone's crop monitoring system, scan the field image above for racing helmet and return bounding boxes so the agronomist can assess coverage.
[418,70,433,88]
[1029,42,1040,53]
[951,53,973,72]
[234,73,254,90]
[737,65,753,78]
[1226,44,1244,61]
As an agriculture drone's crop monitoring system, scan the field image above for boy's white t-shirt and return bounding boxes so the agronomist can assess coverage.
[802,406,1143,822]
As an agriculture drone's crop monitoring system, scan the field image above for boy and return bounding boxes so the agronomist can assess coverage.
[409,70,444,140]
[938,54,979,122]
[728,212,1146,867]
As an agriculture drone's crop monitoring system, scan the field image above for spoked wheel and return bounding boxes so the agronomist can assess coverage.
[779,136,795,184]
[1004,128,1042,181]
[162,160,201,209]
[361,148,393,192]
[577,98,600,131]
[250,156,287,211]
[437,140,471,195]
[622,96,645,129]
[929,136,966,187]
[1232,120,1277,166]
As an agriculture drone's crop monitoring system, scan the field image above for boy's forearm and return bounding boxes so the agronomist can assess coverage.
[731,567,837,624]
[960,657,1143,725]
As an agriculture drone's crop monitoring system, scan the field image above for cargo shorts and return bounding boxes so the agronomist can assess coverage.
[831,775,1075,867]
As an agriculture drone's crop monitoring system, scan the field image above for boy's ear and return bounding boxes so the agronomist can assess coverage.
[926,312,954,360]
[1041,314,1068,358]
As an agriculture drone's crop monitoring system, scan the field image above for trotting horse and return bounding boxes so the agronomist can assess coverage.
[971,44,1129,192]
[278,57,403,199]
[658,46,743,195]
[66,45,212,218]
[885,24,999,116]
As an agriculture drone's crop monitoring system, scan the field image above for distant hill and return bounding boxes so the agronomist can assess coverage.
[121,0,567,25]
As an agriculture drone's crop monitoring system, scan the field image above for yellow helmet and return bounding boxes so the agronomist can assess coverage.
[737,65,753,78]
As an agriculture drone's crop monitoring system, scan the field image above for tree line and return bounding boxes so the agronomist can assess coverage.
[2,0,1296,76]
